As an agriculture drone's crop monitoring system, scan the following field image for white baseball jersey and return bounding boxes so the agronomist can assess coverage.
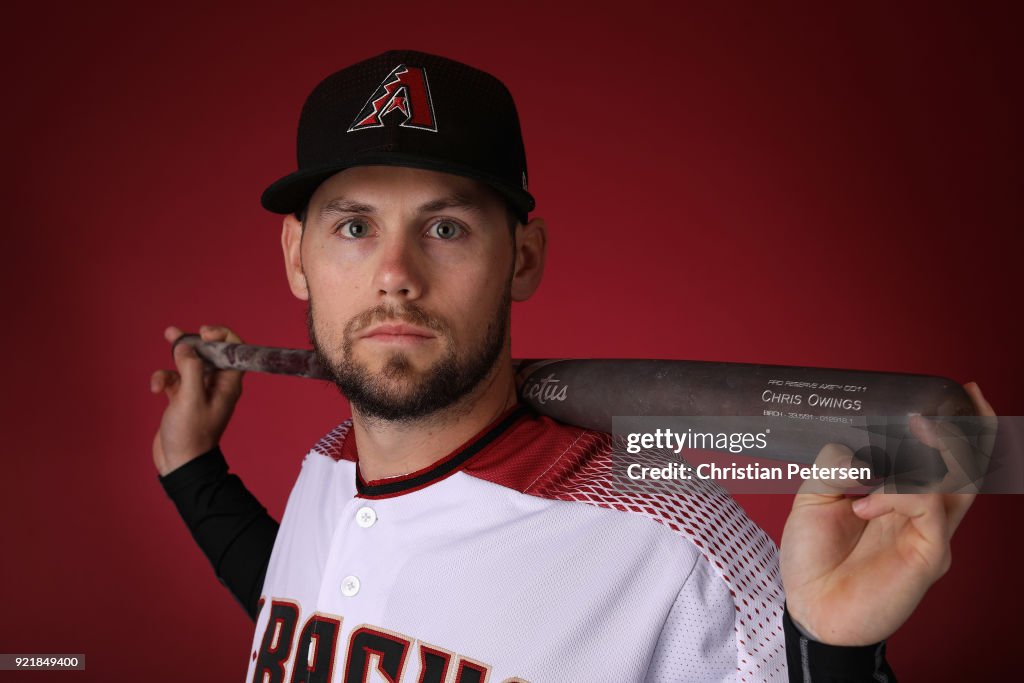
[245,404,788,682]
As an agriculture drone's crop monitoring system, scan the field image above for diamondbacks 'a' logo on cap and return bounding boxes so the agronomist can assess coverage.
[348,64,438,133]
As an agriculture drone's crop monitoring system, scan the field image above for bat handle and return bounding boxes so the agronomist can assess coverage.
[170,334,334,380]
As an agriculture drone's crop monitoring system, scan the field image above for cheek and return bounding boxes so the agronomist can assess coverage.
[303,243,367,310]
[304,242,387,315]
[445,268,509,328]
[306,274,362,341]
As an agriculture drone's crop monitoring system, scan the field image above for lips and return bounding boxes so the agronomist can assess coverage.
[358,323,437,341]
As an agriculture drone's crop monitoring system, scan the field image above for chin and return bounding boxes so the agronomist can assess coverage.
[365,351,414,372]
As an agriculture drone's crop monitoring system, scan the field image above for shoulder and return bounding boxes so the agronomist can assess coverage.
[307,419,356,463]
[468,409,786,671]
[280,419,356,498]
[272,420,358,529]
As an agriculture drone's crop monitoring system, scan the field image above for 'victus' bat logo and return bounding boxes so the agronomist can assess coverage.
[348,64,438,132]
[523,374,568,405]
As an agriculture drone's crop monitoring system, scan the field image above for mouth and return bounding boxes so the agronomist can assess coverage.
[358,322,438,345]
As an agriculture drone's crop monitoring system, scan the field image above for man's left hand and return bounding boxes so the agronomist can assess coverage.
[780,382,995,645]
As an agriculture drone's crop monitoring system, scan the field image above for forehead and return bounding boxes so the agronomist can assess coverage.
[308,165,505,215]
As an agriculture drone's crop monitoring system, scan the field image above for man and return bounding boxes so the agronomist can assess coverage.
[151,50,993,682]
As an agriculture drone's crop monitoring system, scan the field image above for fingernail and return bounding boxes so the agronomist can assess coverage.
[852,498,869,513]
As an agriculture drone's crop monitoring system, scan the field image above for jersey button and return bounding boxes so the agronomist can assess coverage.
[355,506,377,528]
[341,575,360,597]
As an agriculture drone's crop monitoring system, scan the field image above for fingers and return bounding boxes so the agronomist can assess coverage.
[198,325,245,402]
[902,416,980,537]
[199,324,244,345]
[964,382,995,417]
[152,326,186,401]
[902,382,997,495]
[157,324,217,399]
[170,329,206,397]
[150,369,180,396]
[853,492,948,561]
[164,325,185,344]
[854,485,973,546]
[154,324,247,403]
[163,323,244,347]
[964,382,999,472]
[851,490,942,522]
[908,416,984,492]
[851,492,950,573]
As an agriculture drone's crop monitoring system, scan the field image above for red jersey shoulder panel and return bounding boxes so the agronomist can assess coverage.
[310,419,356,463]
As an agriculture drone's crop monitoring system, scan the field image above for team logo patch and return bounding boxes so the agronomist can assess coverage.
[348,64,438,133]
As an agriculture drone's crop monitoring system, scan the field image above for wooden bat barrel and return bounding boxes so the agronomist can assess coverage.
[516,358,976,476]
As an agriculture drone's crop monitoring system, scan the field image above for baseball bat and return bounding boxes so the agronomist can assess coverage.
[172,334,977,476]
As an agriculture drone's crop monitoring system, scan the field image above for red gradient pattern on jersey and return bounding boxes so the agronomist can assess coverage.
[313,420,355,462]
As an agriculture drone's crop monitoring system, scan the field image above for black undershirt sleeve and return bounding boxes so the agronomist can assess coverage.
[157,446,278,622]
[783,603,898,682]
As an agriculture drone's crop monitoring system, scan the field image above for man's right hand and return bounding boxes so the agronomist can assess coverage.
[150,325,245,476]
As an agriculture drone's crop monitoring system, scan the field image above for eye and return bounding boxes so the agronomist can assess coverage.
[427,219,465,240]
[335,218,373,238]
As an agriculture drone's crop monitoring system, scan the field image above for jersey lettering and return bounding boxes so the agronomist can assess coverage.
[454,659,489,683]
[416,645,452,683]
[290,614,342,683]
[345,627,411,683]
[253,600,300,683]
[255,601,530,682]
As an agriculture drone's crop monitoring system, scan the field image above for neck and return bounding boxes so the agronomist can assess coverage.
[350,357,519,482]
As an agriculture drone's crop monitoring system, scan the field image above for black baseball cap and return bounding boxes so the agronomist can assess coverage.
[260,49,535,223]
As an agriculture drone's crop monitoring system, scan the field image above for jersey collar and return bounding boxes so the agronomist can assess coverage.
[353,403,530,499]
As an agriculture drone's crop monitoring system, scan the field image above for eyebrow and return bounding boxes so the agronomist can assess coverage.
[318,193,486,220]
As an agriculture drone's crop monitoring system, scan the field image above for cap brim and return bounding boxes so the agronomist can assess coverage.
[260,153,535,223]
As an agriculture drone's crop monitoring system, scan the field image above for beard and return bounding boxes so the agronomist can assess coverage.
[307,287,511,423]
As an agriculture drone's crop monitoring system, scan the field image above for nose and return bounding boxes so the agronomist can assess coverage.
[372,232,425,301]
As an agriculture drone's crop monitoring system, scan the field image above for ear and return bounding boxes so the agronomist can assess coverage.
[281,214,309,301]
[510,217,547,301]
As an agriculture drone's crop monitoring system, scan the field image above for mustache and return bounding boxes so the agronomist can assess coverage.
[345,303,450,337]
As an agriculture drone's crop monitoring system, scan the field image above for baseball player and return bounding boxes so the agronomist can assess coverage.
[151,50,993,682]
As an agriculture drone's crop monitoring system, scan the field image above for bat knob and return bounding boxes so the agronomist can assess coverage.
[170,332,217,373]
[171,332,201,355]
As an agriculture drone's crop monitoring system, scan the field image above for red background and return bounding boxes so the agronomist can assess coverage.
[2,1,1021,680]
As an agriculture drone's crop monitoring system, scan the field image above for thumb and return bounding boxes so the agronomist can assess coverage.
[172,335,207,398]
